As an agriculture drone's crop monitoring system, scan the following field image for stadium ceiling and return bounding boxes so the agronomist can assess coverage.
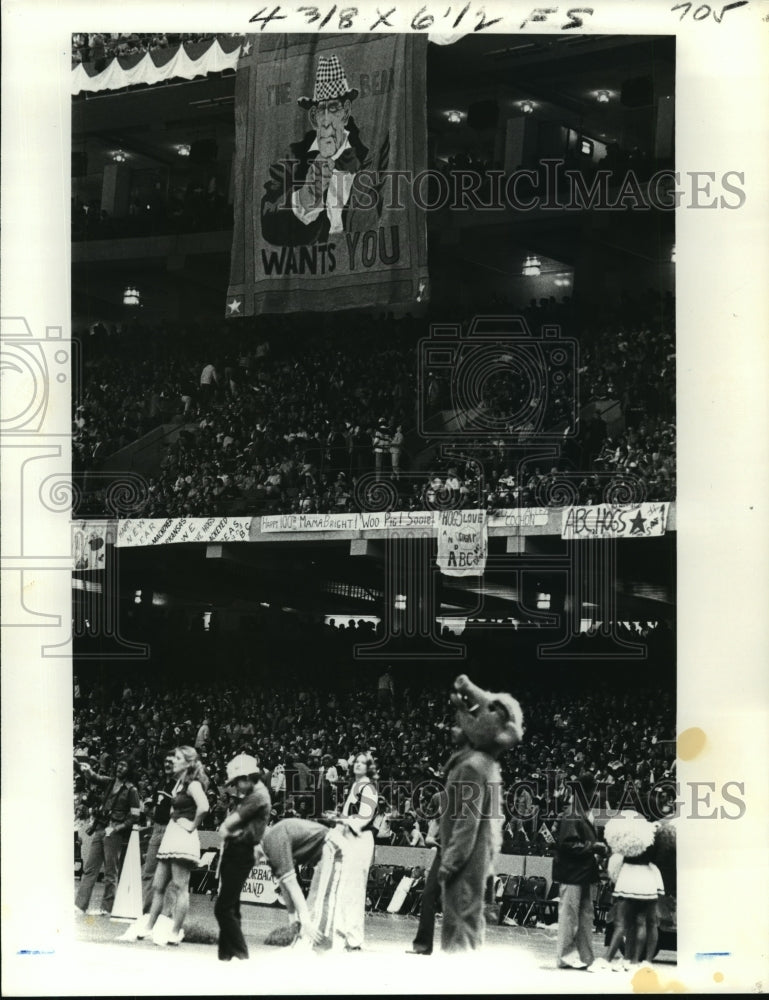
[73,34,674,169]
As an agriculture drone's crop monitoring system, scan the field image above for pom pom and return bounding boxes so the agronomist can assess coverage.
[604,814,656,857]
[264,923,300,947]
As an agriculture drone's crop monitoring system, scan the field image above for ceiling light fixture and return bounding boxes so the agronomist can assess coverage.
[123,286,140,306]
[520,100,534,114]
[596,90,610,104]
[522,256,541,277]
[112,150,127,163]
[447,110,462,124]
[177,144,191,157]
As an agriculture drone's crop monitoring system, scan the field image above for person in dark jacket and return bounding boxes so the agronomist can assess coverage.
[552,772,608,969]
[75,756,141,915]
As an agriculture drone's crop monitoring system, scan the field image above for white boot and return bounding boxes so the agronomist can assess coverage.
[118,913,150,942]
[152,914,173,946]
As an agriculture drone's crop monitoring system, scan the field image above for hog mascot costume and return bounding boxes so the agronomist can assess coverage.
[438,674,524,952]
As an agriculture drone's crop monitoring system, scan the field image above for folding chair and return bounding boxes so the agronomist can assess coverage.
[540,880,560,925]
[378,866,405,911]
[387,872,415,914]
[406,869,427,916]
[514,875,547,926]
[499,874,525,924]
[369,866,392,911]
[594,879,614,931]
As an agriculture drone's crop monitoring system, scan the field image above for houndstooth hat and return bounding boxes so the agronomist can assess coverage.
[298,54,358,109]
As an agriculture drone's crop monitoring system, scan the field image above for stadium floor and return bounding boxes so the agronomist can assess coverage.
[63,885,680,995]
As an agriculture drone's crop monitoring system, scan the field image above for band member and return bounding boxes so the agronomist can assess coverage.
[258,817,345,948]
[335,751,378,950]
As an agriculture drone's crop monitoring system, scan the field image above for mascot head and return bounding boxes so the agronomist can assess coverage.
[450,675,524,757]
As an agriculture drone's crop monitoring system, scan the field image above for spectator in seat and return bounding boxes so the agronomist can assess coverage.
[199,361,218,400]
[372,796,395,846]
[390,424,404,480]
[372,419,391,479]
[377,668,395,707]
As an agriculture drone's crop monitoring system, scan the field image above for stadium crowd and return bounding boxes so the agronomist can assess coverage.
[74,610,676,855]
[72,293,675,517]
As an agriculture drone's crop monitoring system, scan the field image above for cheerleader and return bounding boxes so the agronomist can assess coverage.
[334,751,378,951]
[601,810,664,969]
[131,746,209,946]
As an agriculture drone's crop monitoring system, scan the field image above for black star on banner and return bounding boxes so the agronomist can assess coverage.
[629,509,647,535]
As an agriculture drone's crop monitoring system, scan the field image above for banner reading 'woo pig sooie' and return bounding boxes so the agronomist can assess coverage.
[226,33,429,316]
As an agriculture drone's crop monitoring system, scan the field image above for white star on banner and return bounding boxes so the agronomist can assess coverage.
[241,40,252,57]
[227,298,242,315]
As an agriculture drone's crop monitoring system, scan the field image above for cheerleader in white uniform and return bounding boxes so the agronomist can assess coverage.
[133,746,209,946]
[603,811,665,968]
[334,751,378,951]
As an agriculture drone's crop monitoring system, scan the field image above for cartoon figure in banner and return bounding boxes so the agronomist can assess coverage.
[438,675,524,952]
[261,54,386,247]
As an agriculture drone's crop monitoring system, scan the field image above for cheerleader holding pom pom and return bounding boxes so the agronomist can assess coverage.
[602,810,665,970]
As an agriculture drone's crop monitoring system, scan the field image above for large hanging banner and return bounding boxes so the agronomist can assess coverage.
[226,33,428,316]
[72,520,115,570]
[435,510,488,577]
[116,517,253,548]
[561,502,669,540]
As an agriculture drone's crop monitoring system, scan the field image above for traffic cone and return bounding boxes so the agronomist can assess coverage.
[111,829,143,922]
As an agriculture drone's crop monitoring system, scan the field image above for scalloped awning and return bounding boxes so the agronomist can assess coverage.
[71,36,244,96]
